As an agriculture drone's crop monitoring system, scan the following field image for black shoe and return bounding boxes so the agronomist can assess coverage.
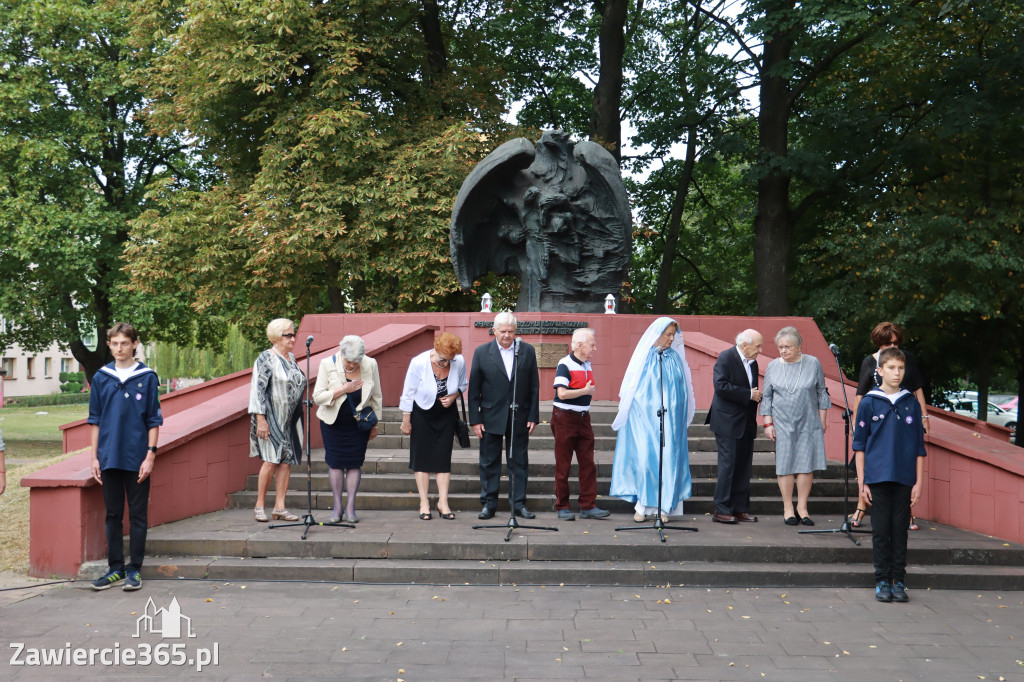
[478,506,496,520]
[514,507,536,519]
[891,582,909,603]
[875,580,893,603]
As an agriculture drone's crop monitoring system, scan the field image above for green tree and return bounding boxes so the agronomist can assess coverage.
[0,0,197,381]
[124,0,510,330]
[148,325,260,381]
[795,1,1024,443]
[623,1,752,313]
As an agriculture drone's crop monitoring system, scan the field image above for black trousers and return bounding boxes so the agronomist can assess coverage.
[479,414,529,511]
[868,481,912,583]
[713,431,754,515]
[101,468,151,573]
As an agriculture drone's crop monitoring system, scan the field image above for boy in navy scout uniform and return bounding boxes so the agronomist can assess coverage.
[89,322,163,591]
[853,347,926,603]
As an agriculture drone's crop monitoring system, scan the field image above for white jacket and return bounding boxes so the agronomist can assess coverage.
[313,354,382,425]
[399,350,468,412]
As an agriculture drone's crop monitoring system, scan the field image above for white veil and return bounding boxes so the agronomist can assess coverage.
[611,316,695,431]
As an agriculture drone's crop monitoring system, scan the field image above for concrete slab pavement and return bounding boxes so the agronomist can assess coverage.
[2,579,1022,680]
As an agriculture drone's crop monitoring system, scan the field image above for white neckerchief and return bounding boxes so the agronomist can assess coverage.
[867,387,910,404]
[112,362,140,383]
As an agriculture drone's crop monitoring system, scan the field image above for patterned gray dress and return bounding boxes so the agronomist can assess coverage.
[759,355,830,476]
[248,349,307,465]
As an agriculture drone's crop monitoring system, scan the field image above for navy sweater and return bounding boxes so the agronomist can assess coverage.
[88,362,163,471]
[852,388,926,487]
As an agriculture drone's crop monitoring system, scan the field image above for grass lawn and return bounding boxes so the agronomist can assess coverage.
[0,403,88,458]
[1,404,87,574]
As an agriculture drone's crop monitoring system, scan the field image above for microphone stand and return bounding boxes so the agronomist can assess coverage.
[615,346,698,542]
[799,344,867,545]
[271,335,354,537]
[474,337,558,541]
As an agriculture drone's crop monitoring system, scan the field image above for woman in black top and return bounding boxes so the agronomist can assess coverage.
[850,321,929,528]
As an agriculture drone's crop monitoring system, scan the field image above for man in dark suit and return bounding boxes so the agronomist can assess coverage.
[708,329,764,524]
[468,312,540,519]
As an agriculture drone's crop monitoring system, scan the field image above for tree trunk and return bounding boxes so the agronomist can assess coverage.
[654,130,698,313]
[70,335,111,386]
[589,0,627,163]
[325,259,346,313]
[754,6,796,316]
[976,351,990,422]
[418,0,448,76]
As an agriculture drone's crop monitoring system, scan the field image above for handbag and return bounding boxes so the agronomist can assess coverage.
[340,356,377,432]
[353,402,378,432]
[455,393,471,448]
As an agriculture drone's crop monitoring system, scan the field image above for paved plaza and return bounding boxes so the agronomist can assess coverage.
[1,576,1022,680]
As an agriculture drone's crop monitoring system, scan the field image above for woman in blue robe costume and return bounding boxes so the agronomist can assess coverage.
[611,317,696,521]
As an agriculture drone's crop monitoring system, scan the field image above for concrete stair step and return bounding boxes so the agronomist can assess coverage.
[365,434,753,451]
[295,450,829,478]
[231,472,857,497]
[376,403,710,426]
[137,556,1024,590]
[227,490,865,514]
[137,508,1024,589]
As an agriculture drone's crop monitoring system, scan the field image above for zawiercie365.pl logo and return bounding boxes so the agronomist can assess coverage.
[9,597,219,672]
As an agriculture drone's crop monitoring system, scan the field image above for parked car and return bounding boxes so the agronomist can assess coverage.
[998,396,1018,412]
[945,394,1017,435]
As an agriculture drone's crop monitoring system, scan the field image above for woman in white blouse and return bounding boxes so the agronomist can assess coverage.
[399,332,468,520]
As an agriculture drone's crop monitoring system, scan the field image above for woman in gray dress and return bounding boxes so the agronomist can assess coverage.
[248,318,307,523]
[759,326,830,526]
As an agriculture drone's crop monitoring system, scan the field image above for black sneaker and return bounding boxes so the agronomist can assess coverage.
[91,569,126,591]
[891,581,908,603]
[123,570,142,591]
[875,580,893,603]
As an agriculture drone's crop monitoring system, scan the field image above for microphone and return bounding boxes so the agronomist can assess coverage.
[514,337,520,351]
[829,343,840,357]
[657,346,666,356]
[306,335,314,347]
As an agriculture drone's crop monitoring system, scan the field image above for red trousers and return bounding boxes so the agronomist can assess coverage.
[550,407,597,510]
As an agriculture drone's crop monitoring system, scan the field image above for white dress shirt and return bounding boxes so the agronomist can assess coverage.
[498,341,515,379]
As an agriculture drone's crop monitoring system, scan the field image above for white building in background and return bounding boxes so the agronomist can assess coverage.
[1,317,86,401]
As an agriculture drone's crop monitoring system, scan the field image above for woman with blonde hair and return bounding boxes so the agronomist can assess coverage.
[249,318,306,522]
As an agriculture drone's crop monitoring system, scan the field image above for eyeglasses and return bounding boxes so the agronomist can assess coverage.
[777,344,796,351]
[281,333,296,339]
[434,356,452,366]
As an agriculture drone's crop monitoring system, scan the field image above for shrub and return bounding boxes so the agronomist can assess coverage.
[4,393,91,407]
[59,371,86,394]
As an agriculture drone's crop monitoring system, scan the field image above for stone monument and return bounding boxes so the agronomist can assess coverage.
[449,130,632,312]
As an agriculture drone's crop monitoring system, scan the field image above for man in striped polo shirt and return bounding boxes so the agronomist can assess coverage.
[551,328,610,520]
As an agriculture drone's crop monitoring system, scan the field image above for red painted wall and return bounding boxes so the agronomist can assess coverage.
[24,312,1024,577]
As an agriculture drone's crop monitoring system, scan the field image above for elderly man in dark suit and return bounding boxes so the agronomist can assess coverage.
[468,312,540,519]
[708,329,764,524]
